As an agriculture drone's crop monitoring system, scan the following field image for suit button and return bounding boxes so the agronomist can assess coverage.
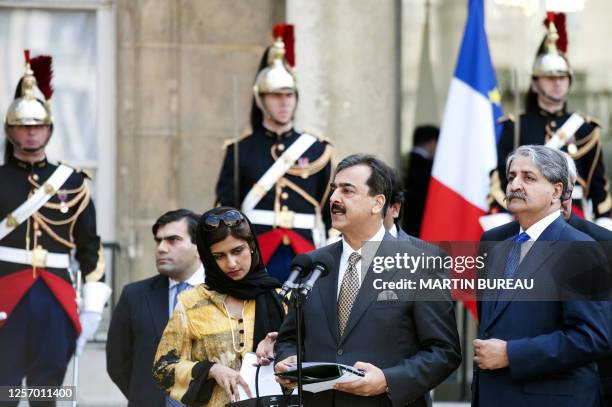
[484,331,491,338]
[337,349,343,356]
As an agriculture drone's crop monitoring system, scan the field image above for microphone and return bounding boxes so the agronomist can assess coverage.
[279,254,313,297]
[300,252,334,297]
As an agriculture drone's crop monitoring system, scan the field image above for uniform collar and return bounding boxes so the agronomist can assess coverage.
[8,154,48,170]
[538,107,566,118]
[262,126,294,139]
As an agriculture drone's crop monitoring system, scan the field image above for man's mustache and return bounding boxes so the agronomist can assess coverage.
[505,191,526,201]
[331,203,346,214]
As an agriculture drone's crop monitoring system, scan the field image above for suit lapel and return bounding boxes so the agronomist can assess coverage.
[146,275,169,339]
[481,241,511,329]
[483,217,564,330]
[318,241,343,344]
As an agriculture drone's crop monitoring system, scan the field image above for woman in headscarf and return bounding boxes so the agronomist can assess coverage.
[153,207,286,406]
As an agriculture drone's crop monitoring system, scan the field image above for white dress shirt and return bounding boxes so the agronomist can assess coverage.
[337,223,386,298]
[168,264,205,316]
[520,210,561,241]
[518,210,561,261]
[388,223,399,238]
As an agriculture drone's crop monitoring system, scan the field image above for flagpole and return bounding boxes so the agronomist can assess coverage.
[512,67,520,149]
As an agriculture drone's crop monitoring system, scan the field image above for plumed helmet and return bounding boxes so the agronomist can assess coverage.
[253,24,297,115]
[532,21,572,79]
[5,50,53,126]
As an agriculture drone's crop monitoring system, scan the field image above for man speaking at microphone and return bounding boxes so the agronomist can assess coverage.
[274,154,461,406]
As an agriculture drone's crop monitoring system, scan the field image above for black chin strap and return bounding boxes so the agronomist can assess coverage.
[6,133,50,156]
[533,82,565,105]
[265,111,293,127]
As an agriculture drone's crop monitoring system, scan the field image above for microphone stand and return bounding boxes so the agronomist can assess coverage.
[281,285,307,407]
[294,289,305,407]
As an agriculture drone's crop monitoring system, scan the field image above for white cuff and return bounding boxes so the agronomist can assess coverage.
[595,217,612,231]
[479,213,513,232]
[82,282,112,313]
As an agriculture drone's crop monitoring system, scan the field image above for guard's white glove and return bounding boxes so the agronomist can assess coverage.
[595,217,612,231]
[479,213,513,232]
[75,282,111,356]
[76,310,102,356]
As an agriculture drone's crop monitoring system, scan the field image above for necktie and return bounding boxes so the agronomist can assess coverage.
[166,397,184,407]
[172,281,190,310]
[338,252,361,337]
[503,232,531,279]
[166,282,191,407]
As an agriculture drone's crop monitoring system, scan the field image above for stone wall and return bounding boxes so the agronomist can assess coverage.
[115,0,283,285]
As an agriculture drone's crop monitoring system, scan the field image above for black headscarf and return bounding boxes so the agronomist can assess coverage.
[184,208,286,405]
[196,207,284,347]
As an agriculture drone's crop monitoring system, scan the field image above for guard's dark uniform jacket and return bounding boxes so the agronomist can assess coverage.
[492,108,612,218]
[0,155,104,333]
[215,127,332,280]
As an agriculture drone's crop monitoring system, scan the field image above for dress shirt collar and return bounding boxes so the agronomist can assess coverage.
[412,146,432,160]
[388,223,399,238]
[168,263,205,289]
[341,222,386,256]
[337,223,386,297]
[519,210,561,241]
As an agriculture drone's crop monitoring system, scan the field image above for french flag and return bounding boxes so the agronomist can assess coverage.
[421,0,502,243]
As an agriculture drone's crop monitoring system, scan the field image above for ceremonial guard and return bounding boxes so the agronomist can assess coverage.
[490,14,612,228]
[0,51,111,390]
[215,25,333,281]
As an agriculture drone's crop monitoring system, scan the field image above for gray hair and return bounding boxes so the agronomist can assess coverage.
[506,145,568,196]
[562,151,577,186]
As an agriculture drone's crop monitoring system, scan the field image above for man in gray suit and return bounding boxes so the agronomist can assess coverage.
[275,154,461,406]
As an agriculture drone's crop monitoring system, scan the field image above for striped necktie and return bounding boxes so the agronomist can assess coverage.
[338,252,361,337]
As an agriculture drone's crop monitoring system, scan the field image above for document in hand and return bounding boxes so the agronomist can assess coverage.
[238,353,288,401]
[275,362,364,393]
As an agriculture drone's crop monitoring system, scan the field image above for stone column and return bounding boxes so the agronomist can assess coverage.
[116,0,281,285]
[287,0,400,166]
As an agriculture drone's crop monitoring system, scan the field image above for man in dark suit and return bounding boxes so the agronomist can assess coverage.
[384,164,411,241]
[275,154,461,406]
[106,209,203,406]
[402,125,438,237]
[480,152,612,405]
[473,145,612,406]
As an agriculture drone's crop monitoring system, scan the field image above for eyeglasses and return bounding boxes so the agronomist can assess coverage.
[203,209,244,230]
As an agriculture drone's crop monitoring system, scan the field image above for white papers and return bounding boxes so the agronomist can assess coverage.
[238,353,289,401]
[282,362,363,393]
[237,355,363,401]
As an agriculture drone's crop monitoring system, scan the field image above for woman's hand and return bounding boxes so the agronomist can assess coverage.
[255,331,278,366]
[209,363,252,402]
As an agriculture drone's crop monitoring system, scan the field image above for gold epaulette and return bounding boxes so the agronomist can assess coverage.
[497,113,515,124]
[299,129,333,146]
[582,113,601,128]
[57,161,92,180]
[222,131,251,150]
